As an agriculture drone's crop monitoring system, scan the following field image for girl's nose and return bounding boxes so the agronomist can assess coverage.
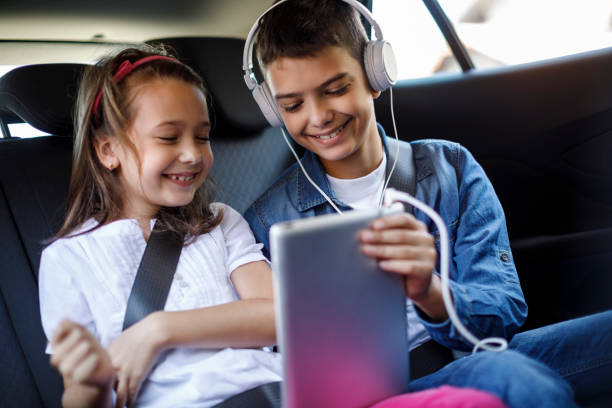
[179,139,202,164]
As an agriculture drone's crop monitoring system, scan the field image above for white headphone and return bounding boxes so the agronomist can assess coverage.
[242,0,398,127]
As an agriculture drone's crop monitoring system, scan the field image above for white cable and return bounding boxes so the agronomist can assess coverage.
[277,91,502,352]
[383,188,508,354]
[279,127,344,214]
[380,91,506,352]
[277,87,502,352]
[378,86,400,208]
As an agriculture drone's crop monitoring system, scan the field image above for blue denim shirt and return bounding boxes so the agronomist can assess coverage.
[244,124,527,351]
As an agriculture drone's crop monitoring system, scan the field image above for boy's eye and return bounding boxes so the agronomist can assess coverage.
[326,84,350,96]
[282,102,302,113]
[196,136,210,143]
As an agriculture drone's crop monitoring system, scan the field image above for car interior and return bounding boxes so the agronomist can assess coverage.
[0,1,611,407]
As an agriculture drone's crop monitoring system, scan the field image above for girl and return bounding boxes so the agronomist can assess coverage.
[39,46,281,407]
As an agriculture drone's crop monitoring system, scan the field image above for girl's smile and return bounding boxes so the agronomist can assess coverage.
[164,171,202,187]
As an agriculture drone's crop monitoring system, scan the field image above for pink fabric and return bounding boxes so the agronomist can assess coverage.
[369,386,506,408]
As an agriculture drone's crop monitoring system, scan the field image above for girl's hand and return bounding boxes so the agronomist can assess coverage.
[108,312,167,408]
[360,213,447,321]
[50,319,114,388]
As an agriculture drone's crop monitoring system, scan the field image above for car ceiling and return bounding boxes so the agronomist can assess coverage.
[0,0,273,43]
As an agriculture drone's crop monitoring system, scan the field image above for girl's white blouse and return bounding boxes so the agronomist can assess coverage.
[39,203,281,407]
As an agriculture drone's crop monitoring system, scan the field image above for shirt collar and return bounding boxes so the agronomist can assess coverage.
[296,145,340,212]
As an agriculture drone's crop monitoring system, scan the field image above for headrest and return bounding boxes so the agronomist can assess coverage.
[147,37,269,133]
[0,63,86,136]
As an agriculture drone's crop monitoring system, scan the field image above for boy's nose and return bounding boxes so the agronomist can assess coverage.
[308,100,333,128]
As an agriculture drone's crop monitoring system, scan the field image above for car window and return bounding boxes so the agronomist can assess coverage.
[6,123,50,138]
[373,0,612,80]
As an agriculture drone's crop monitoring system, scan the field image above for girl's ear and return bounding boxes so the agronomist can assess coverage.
[371,90,382,99]
[93,134,120,171]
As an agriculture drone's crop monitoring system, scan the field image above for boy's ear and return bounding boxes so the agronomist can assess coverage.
[371,90,382,99]
[93,134,120,171]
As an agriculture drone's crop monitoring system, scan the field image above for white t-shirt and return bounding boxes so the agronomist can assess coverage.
[326,154,387,210]
[39,203,281,407]
[327,155,432,351]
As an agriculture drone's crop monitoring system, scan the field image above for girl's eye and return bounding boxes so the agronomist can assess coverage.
[196,136,210,143]
[158,136,178,142]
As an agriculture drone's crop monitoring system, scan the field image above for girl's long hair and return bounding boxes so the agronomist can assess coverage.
[53,45,222,243]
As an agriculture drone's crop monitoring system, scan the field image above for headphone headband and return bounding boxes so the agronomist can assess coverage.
[242,0,397,127]
[243,0,385,89]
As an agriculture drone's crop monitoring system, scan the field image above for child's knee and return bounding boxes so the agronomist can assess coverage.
[411,350,576,408]
[464,350,576,408]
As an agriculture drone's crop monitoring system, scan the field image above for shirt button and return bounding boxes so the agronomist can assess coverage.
[500,252,510,262]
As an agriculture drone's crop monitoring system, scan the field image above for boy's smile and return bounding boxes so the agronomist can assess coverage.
[305,117,352,143]
[266,46,383,179]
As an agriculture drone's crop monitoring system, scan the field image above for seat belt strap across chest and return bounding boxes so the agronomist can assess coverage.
[122,221,184,331]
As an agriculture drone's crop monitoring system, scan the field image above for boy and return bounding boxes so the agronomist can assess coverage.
[244,1,612,407]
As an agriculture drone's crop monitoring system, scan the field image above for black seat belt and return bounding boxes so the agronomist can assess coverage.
[123,221,184,330]
[212,382,281,408]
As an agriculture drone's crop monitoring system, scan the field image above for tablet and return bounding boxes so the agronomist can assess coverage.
[270,205,409,408]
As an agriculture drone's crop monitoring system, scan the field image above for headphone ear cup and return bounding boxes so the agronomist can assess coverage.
[252,81,284,127]
[363,40,398,92]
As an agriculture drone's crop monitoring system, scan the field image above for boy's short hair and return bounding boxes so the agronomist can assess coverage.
[256,0,368,69]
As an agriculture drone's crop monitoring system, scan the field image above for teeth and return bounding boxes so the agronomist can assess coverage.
[316,124,345,140]
[169,175,195,182]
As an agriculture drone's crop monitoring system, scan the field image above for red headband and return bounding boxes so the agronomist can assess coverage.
[91,55,181,122]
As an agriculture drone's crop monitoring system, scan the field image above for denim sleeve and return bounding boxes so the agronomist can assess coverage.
[417,145,527,351]
[244,204,272,260]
